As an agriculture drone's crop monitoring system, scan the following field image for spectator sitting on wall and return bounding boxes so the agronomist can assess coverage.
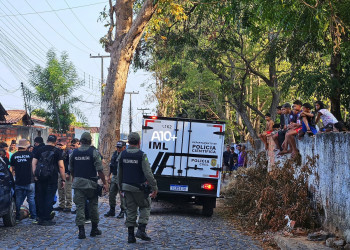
[298,103,318,138]
[315,101,338,132]
[276,106,284,130]
[259,113,274,150]
[273,103,292,152]
[334,121,347,132]
[280,100,303,158]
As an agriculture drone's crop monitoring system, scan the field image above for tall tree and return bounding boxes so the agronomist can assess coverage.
[29,49,84,133]
[98,0,158,173]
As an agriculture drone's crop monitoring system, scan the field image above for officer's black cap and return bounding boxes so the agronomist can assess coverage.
[34,136,44,143]
[47,135,57,143]
[116,141,126,148]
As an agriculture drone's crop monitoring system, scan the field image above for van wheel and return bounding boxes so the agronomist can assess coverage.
[3,198,16,227]
[202,205,213,217]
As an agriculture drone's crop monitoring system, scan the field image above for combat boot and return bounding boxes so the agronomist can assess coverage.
[128,227,136,243]
[78,225,86,239]
[104,206,115,217]
[135,223,151,241]
[90,223,102,237]
[116,210,126,219]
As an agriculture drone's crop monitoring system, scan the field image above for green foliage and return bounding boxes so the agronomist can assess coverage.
[135,0,350,140]
[29,49,85,132]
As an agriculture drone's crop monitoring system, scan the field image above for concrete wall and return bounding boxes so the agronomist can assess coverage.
[299,133,350,242]
[248,133,350,242]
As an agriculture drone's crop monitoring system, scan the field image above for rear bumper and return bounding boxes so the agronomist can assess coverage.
[155,175,219,198]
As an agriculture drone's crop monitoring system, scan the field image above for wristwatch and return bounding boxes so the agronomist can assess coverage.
[61,179,66,182]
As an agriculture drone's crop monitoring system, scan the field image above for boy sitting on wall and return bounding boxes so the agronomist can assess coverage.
[298,103,317,138]
[259,113,274,150]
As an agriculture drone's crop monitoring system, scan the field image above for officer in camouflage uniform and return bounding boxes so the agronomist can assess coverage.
[117,132,158,243]
[104,141,127,218]
[69,132,108,239]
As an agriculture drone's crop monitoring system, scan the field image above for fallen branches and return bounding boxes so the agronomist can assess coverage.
[222,155,320,233]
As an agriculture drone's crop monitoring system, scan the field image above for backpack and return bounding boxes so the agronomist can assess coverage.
[35,149,56,181]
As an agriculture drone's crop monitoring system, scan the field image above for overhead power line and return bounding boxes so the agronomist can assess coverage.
[0,1,106,18]
[64,0,100,41]
[23,0,91,54]
[3,0,55,49]
[45,0,98,54]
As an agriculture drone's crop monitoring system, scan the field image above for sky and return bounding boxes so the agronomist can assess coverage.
[0,0,156,133]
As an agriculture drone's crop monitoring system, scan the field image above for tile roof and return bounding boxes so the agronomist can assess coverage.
[31,115,46,123]
[89,127,99,133]
[0,103,8,121]
[0,110,33,125]
[72,126,100,133]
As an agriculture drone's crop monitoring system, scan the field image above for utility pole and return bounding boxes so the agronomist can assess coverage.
[89,54,110,101]
[137,108,150,116]
[125,91,139,134]
[21,82,28,115]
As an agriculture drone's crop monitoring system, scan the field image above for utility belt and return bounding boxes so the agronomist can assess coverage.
[127,182,152,199]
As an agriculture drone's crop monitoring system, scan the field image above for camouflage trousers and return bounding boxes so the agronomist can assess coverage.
[58,175,72,209]
[124,191,151,227]
[73,188,99,226]
[109,181,126,211]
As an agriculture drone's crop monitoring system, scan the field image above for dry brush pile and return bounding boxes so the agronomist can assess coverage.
[222,153,321,233]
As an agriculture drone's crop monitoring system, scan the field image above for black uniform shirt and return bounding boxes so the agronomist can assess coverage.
[10,151,34,186]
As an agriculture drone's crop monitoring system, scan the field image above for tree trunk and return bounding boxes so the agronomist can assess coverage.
[329,52,342,121]
[267,32,280,120]
[230,100,258,140]
[98,0,157,175]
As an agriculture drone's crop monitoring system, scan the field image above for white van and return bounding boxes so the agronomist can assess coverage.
[141,116,225,216]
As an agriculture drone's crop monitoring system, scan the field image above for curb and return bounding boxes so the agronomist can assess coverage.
[274,235,332,250]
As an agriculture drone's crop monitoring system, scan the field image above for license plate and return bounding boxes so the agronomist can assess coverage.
[170,185,188,192]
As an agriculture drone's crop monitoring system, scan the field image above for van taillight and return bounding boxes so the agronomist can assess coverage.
[151,116,158,119]
[201,183,215,190]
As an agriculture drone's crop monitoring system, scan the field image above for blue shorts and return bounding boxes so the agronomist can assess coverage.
[302,122,317,134]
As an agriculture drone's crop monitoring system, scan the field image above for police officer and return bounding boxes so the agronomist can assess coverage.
[69,132,108,239]
[117,132,158,243]
[104,141,127,218]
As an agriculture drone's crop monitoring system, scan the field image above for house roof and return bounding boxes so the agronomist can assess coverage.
[89,127,99,133]
[31,115,46,123]
[0,110,33,125]
[0,103,8,121]
[73,126,100,133]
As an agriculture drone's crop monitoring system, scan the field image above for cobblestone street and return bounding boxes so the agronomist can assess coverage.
[0,196,261,249]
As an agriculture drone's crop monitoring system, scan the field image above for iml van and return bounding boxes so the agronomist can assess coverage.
[141,116,225,216]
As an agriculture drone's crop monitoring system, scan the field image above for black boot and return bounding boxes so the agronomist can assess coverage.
[90,223,102,237]
[104,206,115,217]
[116,210,126,219]
[128,227,136,243]
[135,223,151,241]
[78,225,86,239]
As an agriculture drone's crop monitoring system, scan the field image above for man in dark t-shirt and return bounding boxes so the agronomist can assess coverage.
[32,135,66,226]
[10,139,36,222]
[229,146,238,171]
